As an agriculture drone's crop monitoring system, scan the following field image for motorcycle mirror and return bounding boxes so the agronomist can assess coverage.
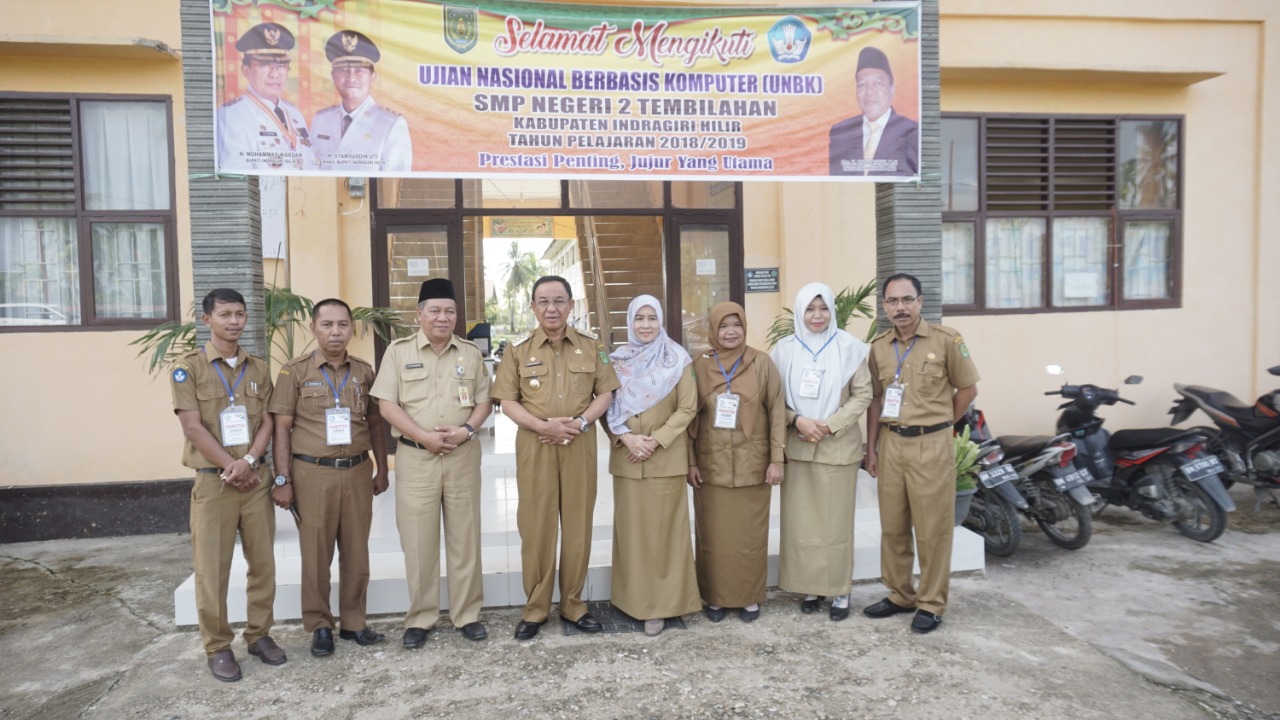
[1124,375,1143,385]
[1046,364,1065,376]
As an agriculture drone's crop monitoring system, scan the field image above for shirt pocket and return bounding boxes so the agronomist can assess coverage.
[242,380,269,416]
[301,385,333,416]
[519,363,550,399]
[568,355,597,398]
[918,360,947,390]
[400,367,433,404]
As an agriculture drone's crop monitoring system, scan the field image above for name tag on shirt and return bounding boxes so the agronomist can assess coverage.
[326,407,352,445]
[799,367,823,399]
[220,405,251,446]
[458,384,473,407]
[882,383,904,420]
[714,393,740,430]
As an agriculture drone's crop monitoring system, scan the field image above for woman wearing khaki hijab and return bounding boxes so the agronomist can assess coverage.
[687,302,786,623]
[605,295,701,637]
[770,282,873,621]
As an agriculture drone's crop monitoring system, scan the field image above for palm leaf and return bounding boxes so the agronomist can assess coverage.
[765,279,878,348]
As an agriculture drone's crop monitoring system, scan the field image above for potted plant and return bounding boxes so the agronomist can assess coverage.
[954,424,980,526]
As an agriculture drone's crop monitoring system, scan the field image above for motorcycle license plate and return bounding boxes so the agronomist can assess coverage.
[978,464,1018,488]
[1052,468,1092,492]
[1181,455,1225,482]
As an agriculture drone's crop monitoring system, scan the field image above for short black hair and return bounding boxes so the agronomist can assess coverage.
[311,297,352,321]
[881,273,923,298]
[202,288,246,315]
[530,275,572,301]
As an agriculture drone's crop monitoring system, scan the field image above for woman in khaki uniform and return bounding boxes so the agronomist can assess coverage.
[606,295,701,636]
[771,282,873,621]
[688,302,787,623]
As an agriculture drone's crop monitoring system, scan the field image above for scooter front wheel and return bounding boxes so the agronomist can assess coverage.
[963,490,1022,557]
[1171,477,1228,543]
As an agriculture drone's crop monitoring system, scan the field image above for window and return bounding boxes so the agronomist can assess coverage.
[0,95,177,330]
[941,114,1181,313]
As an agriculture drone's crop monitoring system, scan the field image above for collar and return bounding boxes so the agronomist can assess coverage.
[893,319,931,343]
[343,95,375,120]
[311,350,350,371]
[247,86,282,111]
[415,329,459,353]
[202,340,247,366]
[862,109,893,134]
[531,326,581,348]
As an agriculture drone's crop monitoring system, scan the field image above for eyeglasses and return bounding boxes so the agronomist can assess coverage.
[533,298,570,309]
[883,296,919,307]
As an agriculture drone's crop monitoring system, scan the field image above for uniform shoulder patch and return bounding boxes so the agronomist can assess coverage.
[953,336,964,345]
[171,366,190,383]
[598,347,610,364]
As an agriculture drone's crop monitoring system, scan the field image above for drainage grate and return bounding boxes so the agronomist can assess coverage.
[560,601,689,635]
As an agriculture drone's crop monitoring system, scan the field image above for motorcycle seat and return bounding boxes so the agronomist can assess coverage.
[1109,427,1199,451]
[1177,384,1258,421]
[997,435,1055,459]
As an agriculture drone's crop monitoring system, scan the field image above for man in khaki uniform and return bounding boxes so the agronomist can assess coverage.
[491,275,620,640]
[371,278,492,646]
[268,298,389,657]
[863,273,980,634]
[171,288,283,682]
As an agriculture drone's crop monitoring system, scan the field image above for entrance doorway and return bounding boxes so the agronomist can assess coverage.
[370,179,742,363]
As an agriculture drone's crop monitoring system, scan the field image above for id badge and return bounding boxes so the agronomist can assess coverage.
[882,383,904,419]
[798,367,823,399]
[220,405,250,446]
[458,384,473,407]
[714,392,740,429]
[326,407,353,445]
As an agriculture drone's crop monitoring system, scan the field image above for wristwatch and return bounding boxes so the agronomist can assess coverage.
[574,415,589,433]
[462,423,476,442]
[273,474,289,488]
[243,453,258,469]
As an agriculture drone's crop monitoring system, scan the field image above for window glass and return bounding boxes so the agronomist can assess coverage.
[1123,220,1173,300]
[1119,120,1178,210]
[81,101,170,211]
[984,218,1045,309]
[463,179,561,208]
[92,222,168,318]
[376,178,456,208]
[569,180,662,209]
[671,181,736,209]
[941,222,976,305]
[1051,217,1110,307]
[0,217,80,325]
[678,223,730,355]
[941,118,979,212]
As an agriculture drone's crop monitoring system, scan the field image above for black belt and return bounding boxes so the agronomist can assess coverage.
[195,468,221,474]
[399,436,428,451]
[292,452,368,469]
[887,422,951,437]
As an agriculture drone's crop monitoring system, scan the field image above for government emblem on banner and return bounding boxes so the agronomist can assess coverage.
[767,16,811,63]
[444,5,478,54]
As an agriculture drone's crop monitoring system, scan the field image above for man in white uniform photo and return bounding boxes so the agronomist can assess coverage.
[311,30,412,173]
[216,21,315,172]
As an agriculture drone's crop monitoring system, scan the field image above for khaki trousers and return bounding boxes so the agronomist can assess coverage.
[876,429,955,615]
[515,427,597,623]
[292,460,374,632]
[189,470,276,656]
[394,440,484,629]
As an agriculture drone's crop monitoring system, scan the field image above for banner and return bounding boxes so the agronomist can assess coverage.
[211,0,921,182]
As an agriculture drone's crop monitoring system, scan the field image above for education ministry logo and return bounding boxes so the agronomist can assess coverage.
[767,16,810,63]
[444,5,478,54]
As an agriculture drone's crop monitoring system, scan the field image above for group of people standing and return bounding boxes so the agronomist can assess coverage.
[174,271,979,683]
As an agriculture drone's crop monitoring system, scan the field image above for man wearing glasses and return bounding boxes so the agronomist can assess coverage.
[216,21,315,171]
[491,276,620,640]
[862,273,979,634]
[311,30,412,172]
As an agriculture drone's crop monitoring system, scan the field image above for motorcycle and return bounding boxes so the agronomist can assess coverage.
[1168,365,1280,511]
[959,407,1093,553]
[955,415,1027,556]
[1048,365,1235,542]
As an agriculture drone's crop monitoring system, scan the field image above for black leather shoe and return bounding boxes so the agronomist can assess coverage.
[458,622,488,641]
[402,627,429,649]
[739,607,760,623]
[829,605,850,622]
[207,649,241,682]
[569,613,603,633]
[310,628,335,657]
[863,598,916,619]
[800,596,824,614]
[338,627,386,646]
[911,611,943,634]
[514,619,544,641]
[704,606,726,623]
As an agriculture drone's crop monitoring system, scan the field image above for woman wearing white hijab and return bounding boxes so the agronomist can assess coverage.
[770,282,873,621]
[605,295,701,636]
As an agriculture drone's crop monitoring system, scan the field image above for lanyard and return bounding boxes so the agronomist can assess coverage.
[796,333,837,363]
[319,360,351,407]
[212,358,248,404]
[892,337,918,381]
[714,352,744,393]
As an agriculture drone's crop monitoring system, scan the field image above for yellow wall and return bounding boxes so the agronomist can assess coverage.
[1,4,192,486]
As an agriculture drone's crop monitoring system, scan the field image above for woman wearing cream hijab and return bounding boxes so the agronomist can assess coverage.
[771,282,873,620]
